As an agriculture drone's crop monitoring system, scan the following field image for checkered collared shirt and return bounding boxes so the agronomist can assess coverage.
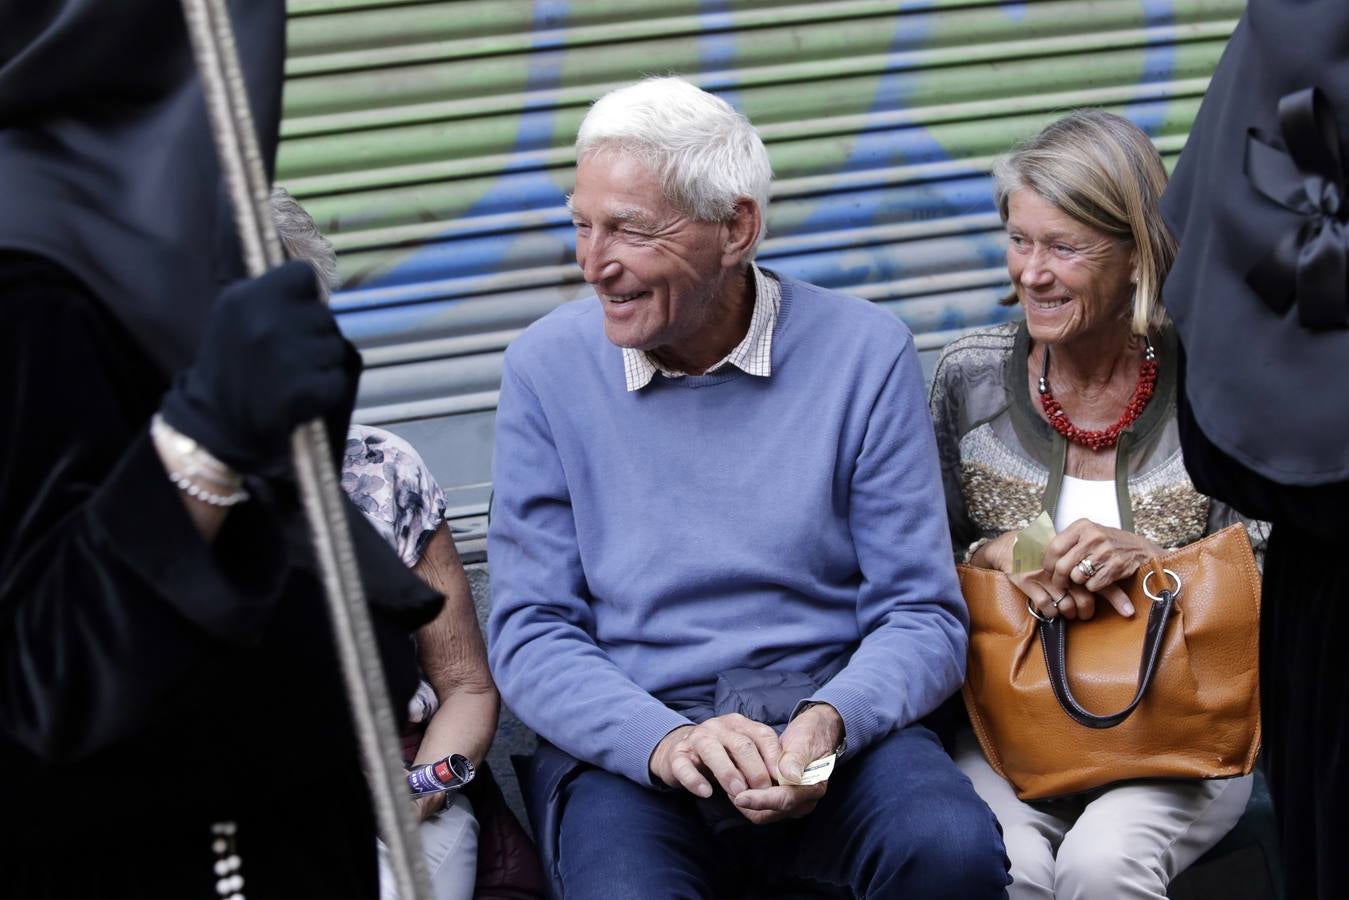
[621,263,781,392]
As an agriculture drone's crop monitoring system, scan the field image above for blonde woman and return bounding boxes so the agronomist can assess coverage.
[929,111,1263,899]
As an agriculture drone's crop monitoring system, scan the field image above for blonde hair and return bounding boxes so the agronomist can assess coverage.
[992,110,1175,335]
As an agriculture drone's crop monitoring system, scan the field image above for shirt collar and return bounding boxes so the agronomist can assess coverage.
[621,263,781,392]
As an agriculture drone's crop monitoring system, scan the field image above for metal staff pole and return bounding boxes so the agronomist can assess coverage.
[177,1,432,897]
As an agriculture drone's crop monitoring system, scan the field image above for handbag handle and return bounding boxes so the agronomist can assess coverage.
[1038,562,1181,729]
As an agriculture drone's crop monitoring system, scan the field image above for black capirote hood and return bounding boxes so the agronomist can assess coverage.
[0,0,286,373]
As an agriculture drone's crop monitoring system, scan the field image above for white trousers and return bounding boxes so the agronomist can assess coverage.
[377,792,478,900]
[954,729,1252,900]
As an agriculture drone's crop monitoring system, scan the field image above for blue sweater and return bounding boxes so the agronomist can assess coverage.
[487,273,966,786]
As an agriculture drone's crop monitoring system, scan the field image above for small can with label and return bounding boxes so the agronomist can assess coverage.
[407,753,476,797]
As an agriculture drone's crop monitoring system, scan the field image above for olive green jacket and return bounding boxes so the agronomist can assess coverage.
[928,321,1266,563]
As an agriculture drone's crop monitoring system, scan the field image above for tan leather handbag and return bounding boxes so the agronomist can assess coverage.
[958,523,1261,801]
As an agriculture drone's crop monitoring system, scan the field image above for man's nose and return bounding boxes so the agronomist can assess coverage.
[579,239,621,285]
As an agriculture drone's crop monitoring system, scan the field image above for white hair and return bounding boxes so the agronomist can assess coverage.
[575,76,772,252]
[270,186,339,300]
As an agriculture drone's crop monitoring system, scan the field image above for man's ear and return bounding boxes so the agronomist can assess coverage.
[721,198,762,268]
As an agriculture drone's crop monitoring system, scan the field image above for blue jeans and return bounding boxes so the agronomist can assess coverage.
[544,724,1010,899]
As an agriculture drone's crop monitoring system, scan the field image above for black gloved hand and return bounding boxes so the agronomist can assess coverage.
[160,260,360,475]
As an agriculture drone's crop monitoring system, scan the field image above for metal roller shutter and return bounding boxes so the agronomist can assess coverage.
[277,0,1244,552]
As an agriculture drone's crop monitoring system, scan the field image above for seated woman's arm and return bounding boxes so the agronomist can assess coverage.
[927,343,984,563]
[410,522,499,819]
[341,425,498,810]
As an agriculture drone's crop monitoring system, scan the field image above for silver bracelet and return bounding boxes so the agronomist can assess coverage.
[165,470,250,507]
[963,536,992,564]
[151,413,249,507]
[150,414,240,483]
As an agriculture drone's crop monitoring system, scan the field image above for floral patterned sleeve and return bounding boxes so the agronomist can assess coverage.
[340,424,448,568]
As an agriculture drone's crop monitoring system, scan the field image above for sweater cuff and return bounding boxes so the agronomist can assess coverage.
[803,685,884,762]
[614,704,696,788]
[88,432,287,645]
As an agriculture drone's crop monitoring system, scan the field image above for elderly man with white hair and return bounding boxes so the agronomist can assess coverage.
[488,76,1010,898]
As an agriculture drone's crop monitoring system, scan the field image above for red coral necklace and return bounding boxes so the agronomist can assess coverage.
[1037,337,1157,451]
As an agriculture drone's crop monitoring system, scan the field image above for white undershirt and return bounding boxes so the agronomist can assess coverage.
[1054,475,1122,533]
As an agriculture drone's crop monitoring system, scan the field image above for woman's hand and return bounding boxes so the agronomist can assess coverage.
[1041,519,1165,620]
[413,791,448,824]
[969,522,1164,621]
[972,531,1095,621]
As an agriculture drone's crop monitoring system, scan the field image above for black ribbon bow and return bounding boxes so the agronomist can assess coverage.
[1244,87,1349,329]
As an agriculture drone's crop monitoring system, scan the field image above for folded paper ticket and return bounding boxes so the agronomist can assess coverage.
[790,753,836,786]
[1011,511,1056,575]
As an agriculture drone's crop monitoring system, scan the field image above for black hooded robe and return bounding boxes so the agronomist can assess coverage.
[1162,2,1349,897]
[0,3,439,896]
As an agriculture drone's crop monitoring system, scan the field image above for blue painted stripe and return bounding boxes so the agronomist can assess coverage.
[1124,0,1175,133]
[353,0,574,294]
[698,0,741,109]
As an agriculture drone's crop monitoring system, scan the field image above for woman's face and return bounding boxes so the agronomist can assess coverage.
[1005,188,1136,347]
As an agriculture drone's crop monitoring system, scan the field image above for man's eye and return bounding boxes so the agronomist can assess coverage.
[1053,243,1075,255]
[1008,235,1027,249]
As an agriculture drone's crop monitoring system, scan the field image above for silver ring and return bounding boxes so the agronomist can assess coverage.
[1055,594,1072,611]
[1077,557,1097,578]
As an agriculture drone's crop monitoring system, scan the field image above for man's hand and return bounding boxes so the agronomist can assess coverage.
[732,703,842,825]
[649,714,781,800]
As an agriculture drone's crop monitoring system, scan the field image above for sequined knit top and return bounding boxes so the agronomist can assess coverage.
[928,321,1265,561]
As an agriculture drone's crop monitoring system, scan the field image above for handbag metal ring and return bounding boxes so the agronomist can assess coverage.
[1026,597,1054,623]
[1142,568,1182,602]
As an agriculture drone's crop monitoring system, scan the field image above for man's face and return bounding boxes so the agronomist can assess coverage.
[569,152,731,354]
